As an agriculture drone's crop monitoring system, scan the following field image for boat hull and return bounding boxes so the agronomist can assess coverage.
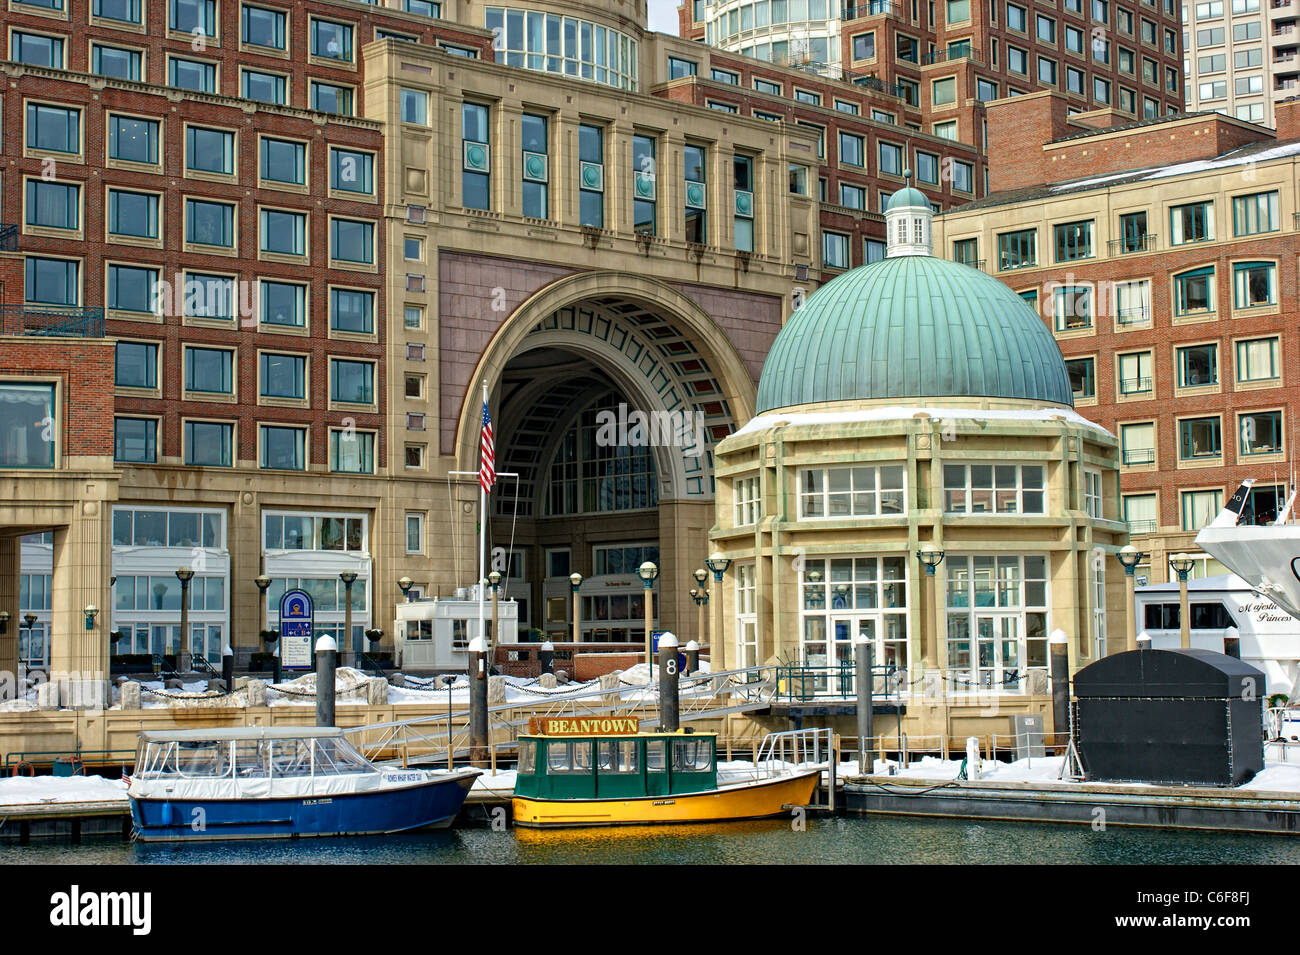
[511,770,821,828]
[130,773,477,842]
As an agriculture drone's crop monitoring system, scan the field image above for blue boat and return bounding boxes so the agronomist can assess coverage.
[127,727,480,842]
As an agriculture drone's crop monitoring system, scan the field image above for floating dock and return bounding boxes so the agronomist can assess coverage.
[844,774,1300,834]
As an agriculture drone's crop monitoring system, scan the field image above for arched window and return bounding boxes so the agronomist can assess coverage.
[545,394,659,515]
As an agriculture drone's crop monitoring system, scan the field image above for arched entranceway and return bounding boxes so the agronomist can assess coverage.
[450,272,756,647]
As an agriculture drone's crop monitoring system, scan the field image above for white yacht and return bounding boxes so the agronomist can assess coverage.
[1196,480,1300,621]
[1134,573,1299,697]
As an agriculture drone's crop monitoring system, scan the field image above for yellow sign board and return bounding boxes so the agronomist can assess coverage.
[527,717,641,736]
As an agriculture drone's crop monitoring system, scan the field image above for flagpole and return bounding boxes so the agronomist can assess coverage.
[479,379,487,650]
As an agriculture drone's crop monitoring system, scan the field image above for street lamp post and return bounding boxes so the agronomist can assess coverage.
[175,567,194,670]
[690,587,709,649]
[20,613,37,687]
[1116,545,1147,652]
[638,561,659,668]
[569,572,583,644]
[705,552,731,666]
[693,567,709,646]
[1169,553,1196,650]
[339,572,358,666]
[487,570,502,649]
[916,545,945,669]
[397,576,414,602]
[254,574,280,684]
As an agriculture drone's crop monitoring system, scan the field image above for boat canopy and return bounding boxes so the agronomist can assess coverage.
[134,729,374,783]
[139,726,346,743]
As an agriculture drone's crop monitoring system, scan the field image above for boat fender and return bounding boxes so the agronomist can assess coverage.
[161,802,173,826]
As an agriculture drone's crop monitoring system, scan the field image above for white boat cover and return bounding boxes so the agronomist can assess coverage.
[128,768,441,801]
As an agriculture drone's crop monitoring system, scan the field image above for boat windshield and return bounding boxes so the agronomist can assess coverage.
[671,739,713,772]
[312,737,374,774]
[597,740,639,774]
[135,734,375,779]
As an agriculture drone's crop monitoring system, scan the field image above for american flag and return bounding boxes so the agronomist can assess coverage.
[479,400,495,494]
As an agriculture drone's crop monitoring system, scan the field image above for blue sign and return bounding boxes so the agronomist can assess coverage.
[279,589,313,669]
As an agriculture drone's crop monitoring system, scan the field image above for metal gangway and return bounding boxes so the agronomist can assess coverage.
[342,664,780,770]
[716,727,838,812]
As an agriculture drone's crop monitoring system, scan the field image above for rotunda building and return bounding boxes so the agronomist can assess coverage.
[709,182,1128,740]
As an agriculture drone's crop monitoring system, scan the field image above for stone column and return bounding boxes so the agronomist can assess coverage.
[0,537,19,692]
[49,493,111,705]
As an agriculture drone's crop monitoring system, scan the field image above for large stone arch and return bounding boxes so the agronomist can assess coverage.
[452,270,758,503]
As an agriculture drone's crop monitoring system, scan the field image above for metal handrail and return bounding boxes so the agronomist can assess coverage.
[1119,376,1153,394]
[1108,233,1158,254]
[1122,448,1156,465]
[0,304,105,337]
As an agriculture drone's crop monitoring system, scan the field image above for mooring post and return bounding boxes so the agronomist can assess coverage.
[539,641,554,675]
[221,642,234,692]
[658,631,680,732]
[856,636,872,774]
[1049,628,1070,748]
[684,640,699,675]
[315,634,337,728]
[469,636,489,767]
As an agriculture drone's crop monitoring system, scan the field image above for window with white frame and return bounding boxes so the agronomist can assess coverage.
[799,556,909,675]
[944,554,1049,692]
[1084,469,1102,518]
[942,464,1044,514]
[735,562,757,669]
[734,476,760,526]
[263,511,367,552]
[799,465,905,518]
[1090,550,1107,658]
[406,512,424,554]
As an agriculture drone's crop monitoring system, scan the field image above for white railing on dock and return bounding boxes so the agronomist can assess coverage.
[342,664,781,769]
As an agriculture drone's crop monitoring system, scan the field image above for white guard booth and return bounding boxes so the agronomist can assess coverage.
[394,585,519,671]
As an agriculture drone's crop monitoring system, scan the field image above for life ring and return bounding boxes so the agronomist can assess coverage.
[12,761,35,777]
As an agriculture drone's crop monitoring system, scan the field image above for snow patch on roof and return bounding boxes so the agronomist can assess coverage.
[732,405,1113,438]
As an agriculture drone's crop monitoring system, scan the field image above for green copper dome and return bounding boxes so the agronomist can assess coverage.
[884,186,929,211]
[756,256,1073,413]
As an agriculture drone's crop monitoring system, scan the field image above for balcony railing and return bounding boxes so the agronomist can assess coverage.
[0,224,16,252]
[842,0,906,20]
[1119,377,1153,395]
[1126,520,1157,535]
[0,305,105,338]
[1108,233,1158,255]
[1122,448,1156,466]
[841,70,908,99]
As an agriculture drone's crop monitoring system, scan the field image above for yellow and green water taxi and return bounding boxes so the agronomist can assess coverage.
[511,718,821,828]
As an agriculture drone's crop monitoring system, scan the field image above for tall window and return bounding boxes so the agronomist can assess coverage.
[242,4,287,49]
[261,281,305,327]
[261,138,305,185]
[1179,416,1222,459]
[11,33,64,68]
[115,341,158,389]
[330,149,374,195]
[1053,286,1092,331]
[684,145,707,244]
[462,103,490,211]
[1177,344,1217,388]
[329,218,374,265]
[1232,191,1278,236]
[1120,422,1155,466]
[330,289,374,334]
[1240,411,1283,456]
[1181,489,1222,531]
[1236,337,1278,383]
[997,229,1037,270]
[25,257,78,305]
[185,421,233,467]
[521,112,549,219]
[186,199,235,248]
[310,19,353,61]
[633,134,656,235]
[169,57,217,93]
[578,124,604,229]
[260,425,306,471]
[0,383,56,469]
[114,418,156,463]
[545,395,658,515]
[260,353,305,399]
[799,557,909,672]
[1066,357,1095,399]
[330,358,374,404]
[1118,351,1153,395]
[108,115,157,164]
[26,180,79,231]
[1170,201,1214,244]
[945,555,1049,692]
[107,264,160,314]
[1115,279,1150,325]
[1233,262,1275,309]
[186,127,235,176]
[1053,220,1093,261]
[1174,267,1215,315]
[260,209,306,256]
[735,563,758,669]
[27,104,79,155]
[185,347,234,394]
[109,189,159,239]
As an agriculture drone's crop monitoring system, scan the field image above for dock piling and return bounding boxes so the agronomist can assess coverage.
[658,632,680,732]
[315,635,337,728]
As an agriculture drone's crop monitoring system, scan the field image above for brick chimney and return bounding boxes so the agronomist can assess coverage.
[1275,97,1300,142]
[984,92,1077,192]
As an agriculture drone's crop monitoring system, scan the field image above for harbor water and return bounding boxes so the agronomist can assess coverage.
[5,815,1300,865]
